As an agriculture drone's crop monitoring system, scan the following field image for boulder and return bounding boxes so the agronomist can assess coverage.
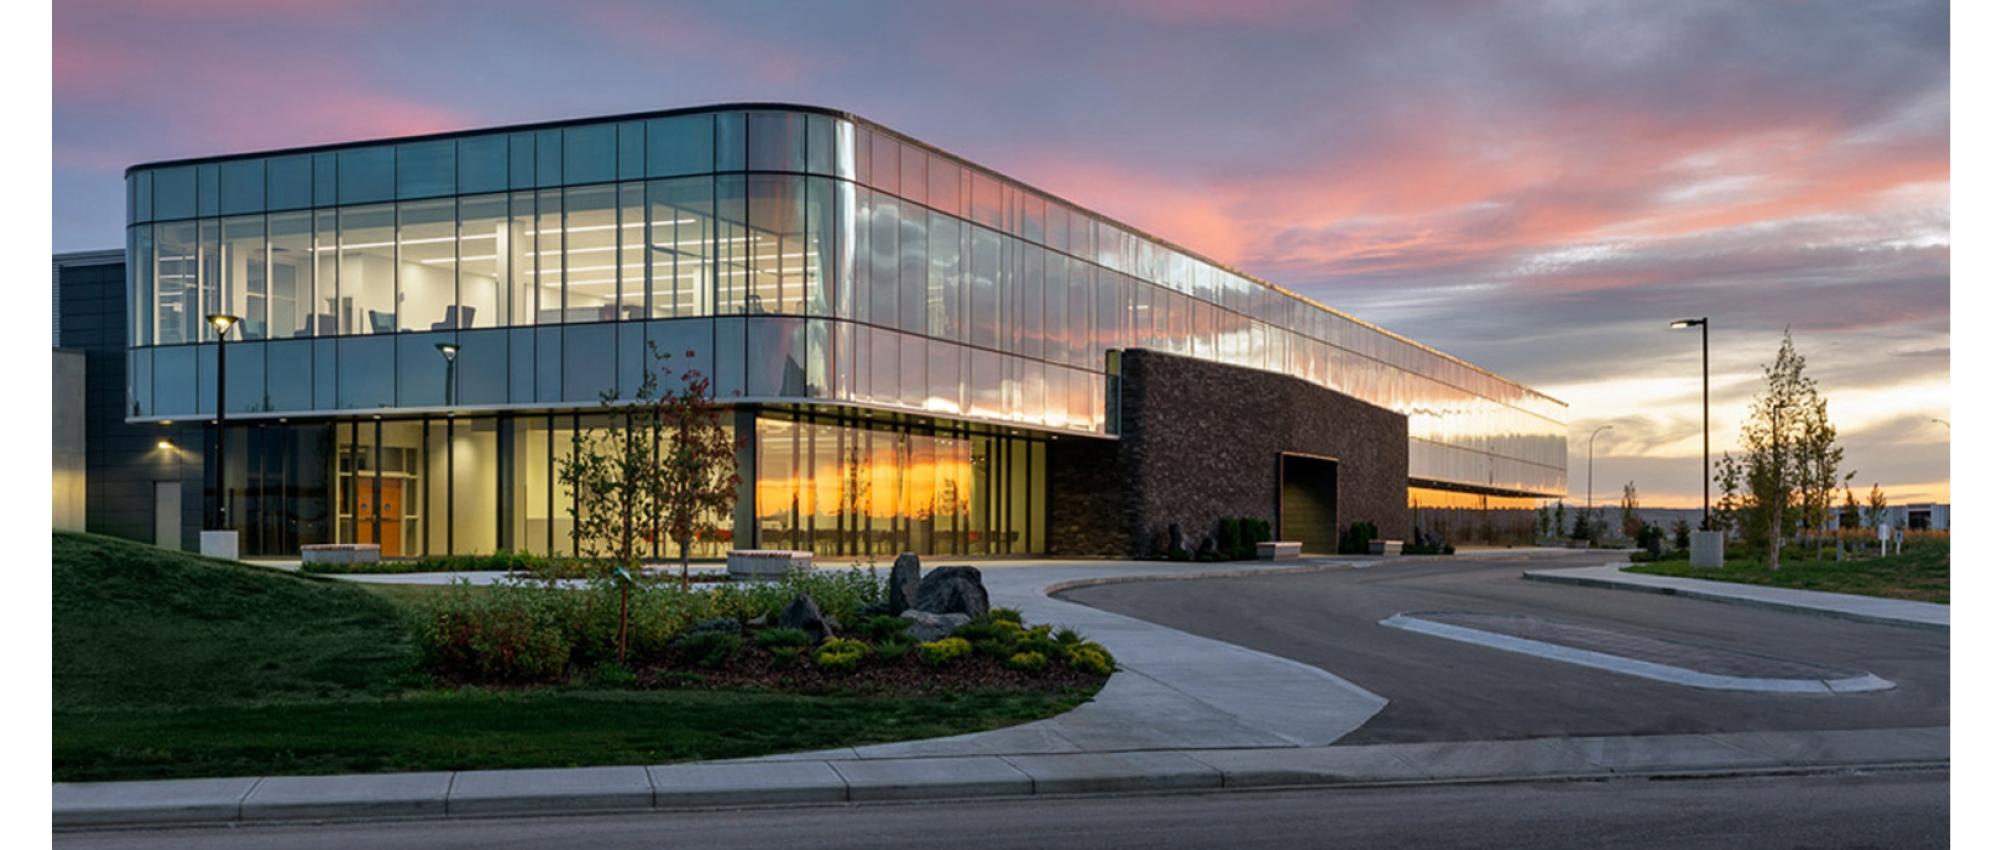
[776,593,835,642]
[900,609,971,643]
[887,552,923,614]
[914,566,989,619]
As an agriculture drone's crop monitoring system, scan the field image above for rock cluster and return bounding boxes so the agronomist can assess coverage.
[880,553,989,642]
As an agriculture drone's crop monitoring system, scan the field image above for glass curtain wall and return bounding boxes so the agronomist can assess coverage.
[1409,486,1539,547]
[128,107,1566,499]
[752,413,1042,558]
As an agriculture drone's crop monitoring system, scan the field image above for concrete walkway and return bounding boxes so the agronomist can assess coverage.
[54,726,1948,828]
[1522,564,1948,630]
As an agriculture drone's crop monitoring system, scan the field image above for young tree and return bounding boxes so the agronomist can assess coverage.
[1839,486,1862,530]
[655,352,743,589]
[1737,330,1816,570]
[1671,517,1692,552]
[1713,451,1743,538]
[1619,481,1643,540]
[1865,483,1890,531]
[1794,394,1852,559]
[1552,500,1568,543]
[558,344,742,593]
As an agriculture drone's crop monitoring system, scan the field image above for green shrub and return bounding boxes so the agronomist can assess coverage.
[673,631,741,668]
[857,614,911,643]
[754,627,813,649]
[954,618,1022,647]
[1338,521,1380,555]
[413,581,573,683]
[1053,627,1084,646]
[814,637,872,673]
[1063,642,1115,676]
[987,607,1024,625]
[1005,651,1049,672]
[874,638,913,662]
[1240,517,1272,547]
[688,616,742,636]
[1216,518,1243,558]
[769,646,806,667]
[917,637,972,667]
[590,661,637,688]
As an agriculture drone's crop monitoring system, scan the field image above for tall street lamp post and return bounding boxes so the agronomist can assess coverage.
[1670,317,1722,566]
[1586,425,1613,529]
[1669,318,1711,528]
[205,314,241,535]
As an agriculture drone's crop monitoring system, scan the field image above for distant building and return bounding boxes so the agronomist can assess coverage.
[1892,503,1949,532]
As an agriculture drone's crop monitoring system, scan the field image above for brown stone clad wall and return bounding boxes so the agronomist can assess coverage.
[1048,349,1409,558]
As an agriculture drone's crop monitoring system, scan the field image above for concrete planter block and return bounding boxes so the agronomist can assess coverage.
[198,531,239,561]
[727,550,814,581]
[1690,531,1725,568]
[1256,541,1302,560]
[301,544,381,565]
[1369,539,1403,556]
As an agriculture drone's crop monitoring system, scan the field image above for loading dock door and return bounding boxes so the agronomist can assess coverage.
[1279,454,1339,553]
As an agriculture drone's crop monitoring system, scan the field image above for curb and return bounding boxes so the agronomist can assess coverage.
[53,727,1949,830]
[1521,568,1949,632]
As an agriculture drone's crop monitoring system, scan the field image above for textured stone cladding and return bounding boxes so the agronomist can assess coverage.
[1048,349,1409,558]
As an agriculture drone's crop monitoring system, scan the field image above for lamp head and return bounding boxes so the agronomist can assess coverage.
[1668,318,1707,329]
[435,342,460,362]
[206,313,241,335]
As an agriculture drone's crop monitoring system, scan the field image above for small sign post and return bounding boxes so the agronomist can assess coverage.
[1877,523,1891,557]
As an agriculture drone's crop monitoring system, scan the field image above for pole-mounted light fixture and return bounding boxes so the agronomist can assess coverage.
[205,314,242,531]
[1668,317,1711,529]
[436,343,461,406]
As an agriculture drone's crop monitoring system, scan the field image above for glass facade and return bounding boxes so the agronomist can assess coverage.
[126,104,1566,556]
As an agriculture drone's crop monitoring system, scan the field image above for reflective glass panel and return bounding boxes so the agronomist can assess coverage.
[458,194,506,329]
[563,185,617,322]
[398,199,457,332]
[338,205,395,334]
[267,211,311,339]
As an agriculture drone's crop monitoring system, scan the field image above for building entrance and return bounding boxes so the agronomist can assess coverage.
[1279,453,1339,553]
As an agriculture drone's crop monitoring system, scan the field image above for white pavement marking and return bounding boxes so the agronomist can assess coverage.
[1522,563,1948,630]
[1379,613,1894,694]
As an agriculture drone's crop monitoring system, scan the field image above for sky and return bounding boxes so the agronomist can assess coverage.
[51,0,1951,507]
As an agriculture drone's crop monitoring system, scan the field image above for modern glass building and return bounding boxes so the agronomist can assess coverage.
[121,103,1566,558]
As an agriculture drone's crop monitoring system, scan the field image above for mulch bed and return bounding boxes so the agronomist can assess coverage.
[632,650,1109,696]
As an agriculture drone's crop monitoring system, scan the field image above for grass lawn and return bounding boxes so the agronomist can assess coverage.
[1626,537,1949,604]
[52,532,1093,782]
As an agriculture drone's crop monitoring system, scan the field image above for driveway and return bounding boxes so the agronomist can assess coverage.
[1056,551,1949,744]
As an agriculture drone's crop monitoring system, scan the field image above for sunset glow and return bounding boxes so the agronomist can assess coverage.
[52,0,1949,508]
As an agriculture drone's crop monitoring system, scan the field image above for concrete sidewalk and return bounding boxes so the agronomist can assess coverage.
[1523,564,1948,630]
[53,726,1949,828]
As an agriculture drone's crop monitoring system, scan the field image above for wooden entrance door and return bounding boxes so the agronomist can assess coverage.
[356,479,405,556]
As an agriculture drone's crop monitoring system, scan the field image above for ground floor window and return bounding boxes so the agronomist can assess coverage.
[209,408,1046,559]
[751,413,1045,558]
[1408,485,1539,546]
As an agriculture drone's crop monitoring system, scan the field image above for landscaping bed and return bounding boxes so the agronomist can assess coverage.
[53,532,1110,782]
[1626,537,1949,604]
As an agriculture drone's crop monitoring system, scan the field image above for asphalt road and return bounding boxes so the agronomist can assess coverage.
[1058,552,1949,743]
[54,771,1947,850]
